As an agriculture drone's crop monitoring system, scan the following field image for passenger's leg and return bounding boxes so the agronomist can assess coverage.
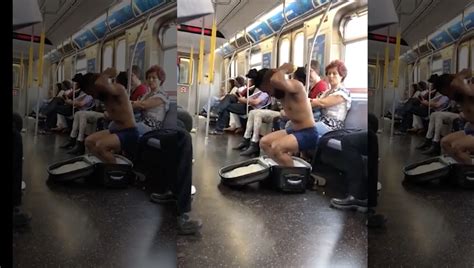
[440,130,466,158]
[93,133,121,164]
[270,134,299,166]
[315,121,333,138]
[13,128,31,227]
[85,130,113,155]
[67,112,89,154]
[174,128,202,235]
[260,129,288,159]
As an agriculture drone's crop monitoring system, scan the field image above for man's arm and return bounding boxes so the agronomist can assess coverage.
[94,67,121,96]
[270,63,300,93]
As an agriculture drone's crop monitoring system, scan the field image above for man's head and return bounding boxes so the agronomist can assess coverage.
[235,76,246,87]
[80,73,100,97]
[417,81,428,91]
[72,73,83,89]
[247,68,283,98]
[130,65,142,88]
[116,72,128,89]
[293,67,306,85]
[306,60,321,88]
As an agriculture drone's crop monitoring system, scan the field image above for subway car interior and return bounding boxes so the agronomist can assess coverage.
[10,0,474,267]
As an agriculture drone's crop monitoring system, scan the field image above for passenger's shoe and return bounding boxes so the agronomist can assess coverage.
[67,141,85,155]
[394,130,407,136]
[416,138,432,150]
[422,142,440,156]
[60,137,76,149]
[234,127,244,134]
[233,138,250,150]
[150,191,177,204]
[13,207,31,228]
[330,195,368,212]
[177,213,202,235]
[191,185,197,195]
[240,142,260,157]
[209,129,224,135]
[223,126,237,132]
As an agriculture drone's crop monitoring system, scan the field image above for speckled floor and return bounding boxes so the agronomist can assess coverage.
[369,120,474,267]
[13,120,176,267]
[177,117,367,267]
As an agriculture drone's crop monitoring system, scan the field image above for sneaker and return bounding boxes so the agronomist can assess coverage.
[21,181,26,191]
[177,213,202,235]
[330,195,368,212]
[416,138,432,150]
[209,129,224,135]
[377,182,382,191]
[150,191,177,204]
[191,185,196,195]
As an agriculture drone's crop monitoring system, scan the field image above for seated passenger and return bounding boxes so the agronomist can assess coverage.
[131,65,170,136]
[210,70,270,135]
[84,68,139,163]
[129,65,148,101]
[307,60,329,121]
[258,63,318,166]
[416,101,460,156]
[233,97,283,156]
[397,84,449,135]
[310,60,352,138]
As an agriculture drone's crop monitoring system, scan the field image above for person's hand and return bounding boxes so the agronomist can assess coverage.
[103,111,109,119]
[280,110,286,117]
[65,99,73,105]
[103,67,118,78]
[421,100,429,106]
[238,96,246,103]
[278,63,297,74]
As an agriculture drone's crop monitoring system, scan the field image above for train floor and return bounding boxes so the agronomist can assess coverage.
[12,119,176,267]
[369,119,474,266]
[177,117,367,267]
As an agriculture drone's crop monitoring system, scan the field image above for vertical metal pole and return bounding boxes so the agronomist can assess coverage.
[195,18,206,131]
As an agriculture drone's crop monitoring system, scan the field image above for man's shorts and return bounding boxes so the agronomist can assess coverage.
[286,125,319,151]
[110,127,140,156]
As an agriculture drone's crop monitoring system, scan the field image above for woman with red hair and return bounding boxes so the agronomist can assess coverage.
[132,65,170,136]
[310,60,352,137]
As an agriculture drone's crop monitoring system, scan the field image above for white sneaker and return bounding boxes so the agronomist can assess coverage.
[377,182,382,191]
[191,185,196,195]
[192,159,195,164]
[21,181,26,191]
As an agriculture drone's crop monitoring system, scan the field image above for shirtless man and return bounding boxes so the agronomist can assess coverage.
[258,63,318,166]
[84,67,139,164]
[433,68,474,164]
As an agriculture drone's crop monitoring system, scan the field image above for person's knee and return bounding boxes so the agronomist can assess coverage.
[260,137,271,151]
[270,142,283,155]
[85,136,96,150]
[440,136,450,150]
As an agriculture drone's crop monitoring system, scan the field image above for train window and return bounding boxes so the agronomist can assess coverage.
[76,57,87,74]
[116,39,126,72]
[103,45,113,71]
[279,38,290,66]
[432,57,443,75]
[57,63,64,83]
[293,32,304,67]
[250,52,262,70]
[178,57,190,85]
[343,11,368,89]
[344,39,367,88]
[230,58,236,78]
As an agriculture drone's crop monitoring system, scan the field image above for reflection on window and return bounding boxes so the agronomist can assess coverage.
[179,58,190,84]
[103,45,113,71]
[76,57,87,74]
[13,65,20,89]
[293,32,304,67]
[116,39,126,72]
[279,38,290,66]
[344,39,367,88]
[250,52,262,70]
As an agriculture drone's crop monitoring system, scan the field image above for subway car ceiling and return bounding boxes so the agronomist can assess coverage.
[12,0,176,62]
[178,0,368,56]
[368,0,473,61]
